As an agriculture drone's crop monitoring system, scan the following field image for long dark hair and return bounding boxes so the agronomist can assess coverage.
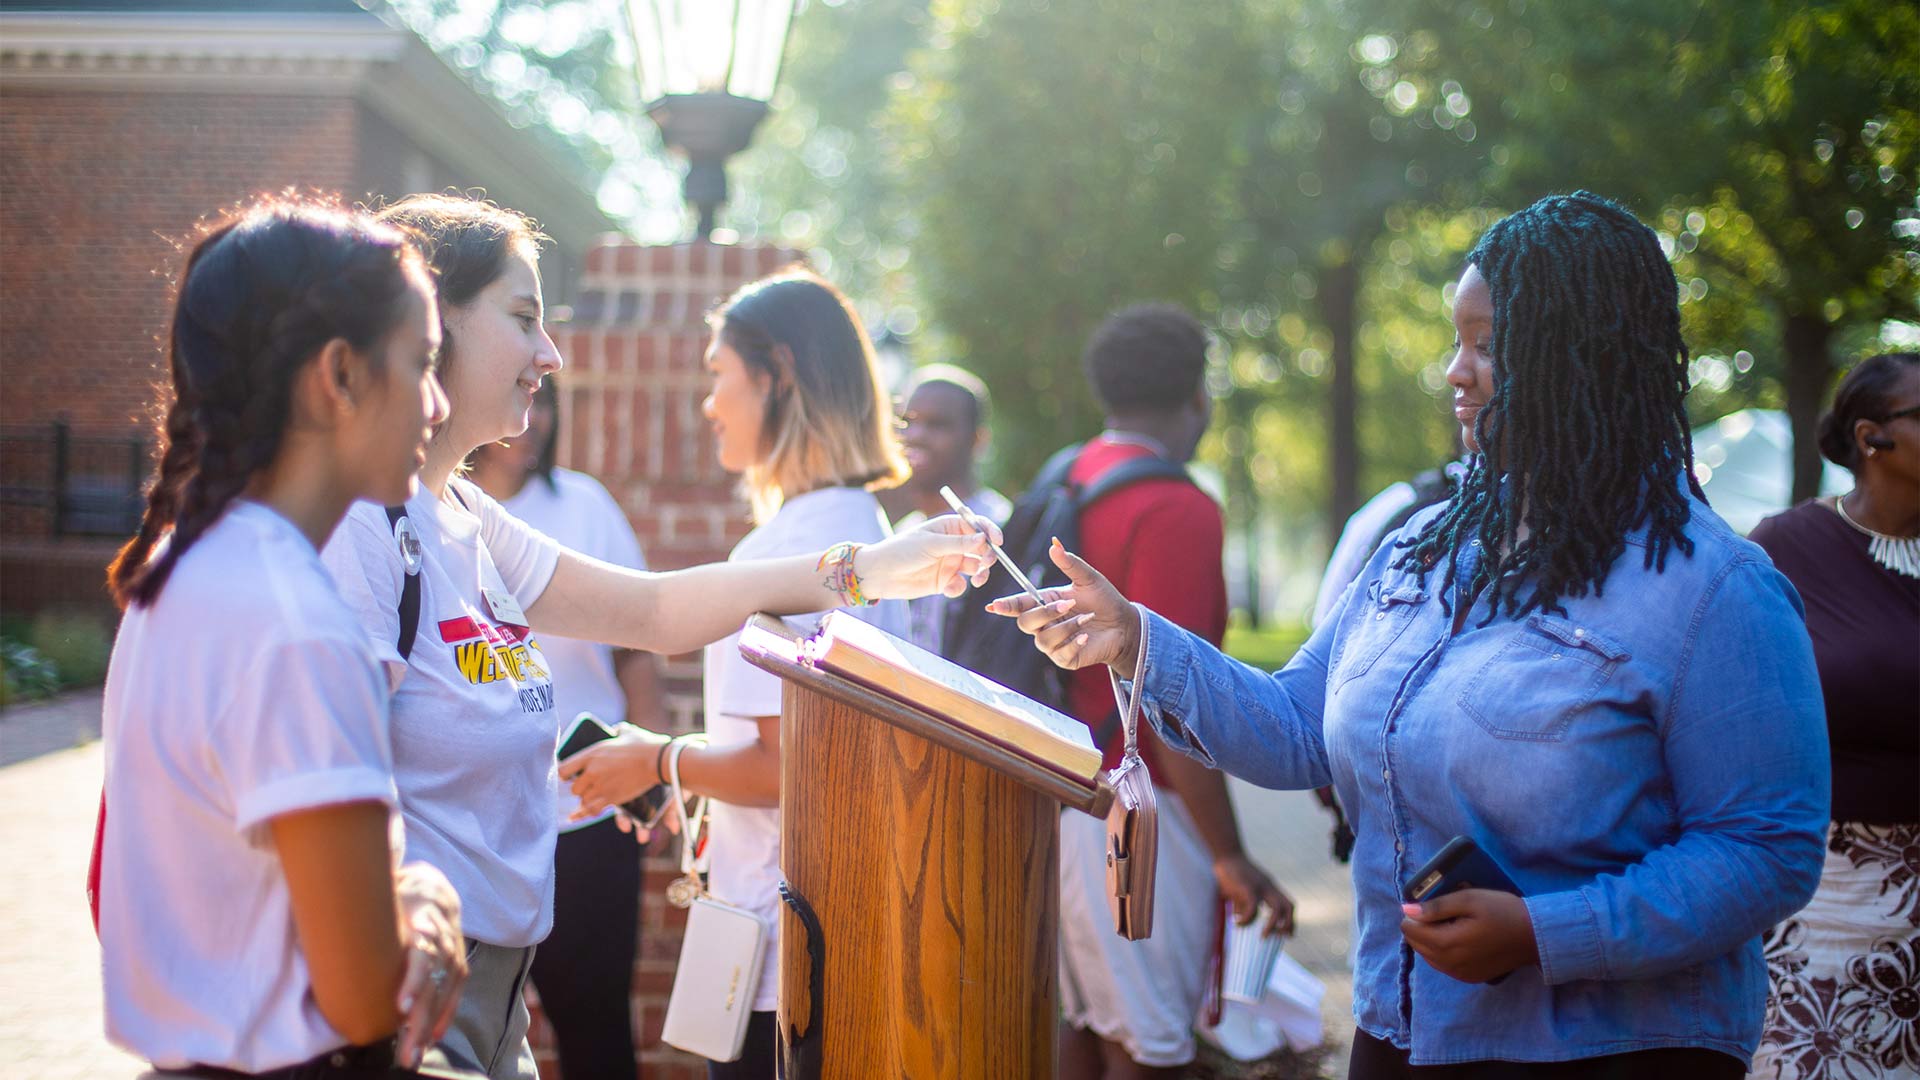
[107,198,425,609]
[1818,352,1920,472]
[1393,191,1700,621]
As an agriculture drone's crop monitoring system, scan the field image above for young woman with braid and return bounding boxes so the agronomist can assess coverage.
[318,196,995,1080]
[98,199,476,1078]
[991,192,1829,1078]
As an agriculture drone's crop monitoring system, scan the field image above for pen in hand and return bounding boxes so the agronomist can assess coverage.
[939,485,1046,604]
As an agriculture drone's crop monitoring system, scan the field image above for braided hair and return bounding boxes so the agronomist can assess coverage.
[1392,191,1701,622]
[107,198,425,609]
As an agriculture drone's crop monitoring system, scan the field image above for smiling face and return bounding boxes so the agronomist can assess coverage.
[352,268,448,505]
[901,381,979,490]
[701,331,772,474]
[438,247,562,452]
[1446,263,1498,455]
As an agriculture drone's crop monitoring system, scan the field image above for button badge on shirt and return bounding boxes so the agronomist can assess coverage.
[393,515,423,576]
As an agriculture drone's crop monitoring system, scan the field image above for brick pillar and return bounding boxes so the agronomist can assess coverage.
[531,239,800,1080]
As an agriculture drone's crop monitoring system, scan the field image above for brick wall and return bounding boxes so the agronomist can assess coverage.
[0,89,361,609]
[529,239,799,1079]
[0,90,361,439]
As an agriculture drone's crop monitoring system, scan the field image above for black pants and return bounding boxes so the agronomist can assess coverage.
[705,1011,777,1080]
[1349,1029,1747,1080]
[526,816,641,1080]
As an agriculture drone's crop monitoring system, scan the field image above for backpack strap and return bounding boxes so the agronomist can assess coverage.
[1032,442,1085,494]
[1076,454,1192,507]
[386,505,422,662]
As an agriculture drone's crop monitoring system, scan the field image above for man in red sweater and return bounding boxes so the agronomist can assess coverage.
[1057,305,1292,1079]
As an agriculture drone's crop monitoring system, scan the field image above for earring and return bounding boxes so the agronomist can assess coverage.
[1867,446,1878,457]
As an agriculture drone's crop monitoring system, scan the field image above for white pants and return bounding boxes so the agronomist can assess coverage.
[1058,793,1217,1068]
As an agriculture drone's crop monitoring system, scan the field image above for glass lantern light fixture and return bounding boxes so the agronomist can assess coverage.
[623,0,797,240]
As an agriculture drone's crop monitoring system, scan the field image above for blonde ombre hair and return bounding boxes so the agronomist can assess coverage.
[713,268,909,524]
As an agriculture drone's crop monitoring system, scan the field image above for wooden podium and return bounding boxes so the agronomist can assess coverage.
[740,615,1112,1080]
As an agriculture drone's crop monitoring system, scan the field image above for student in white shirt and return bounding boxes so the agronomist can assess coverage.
[560,268,915,1079]
[469,375,666,1080]
[324,196,996,1080]
[98,199,470,1078]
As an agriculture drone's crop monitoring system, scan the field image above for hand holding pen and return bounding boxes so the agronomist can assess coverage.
[939,486,1045,605]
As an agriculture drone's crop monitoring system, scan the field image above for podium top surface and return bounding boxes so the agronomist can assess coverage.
[740,615,1113,818]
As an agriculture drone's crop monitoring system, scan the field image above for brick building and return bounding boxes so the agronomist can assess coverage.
[0,4,804,1078]
[0,0,616,612]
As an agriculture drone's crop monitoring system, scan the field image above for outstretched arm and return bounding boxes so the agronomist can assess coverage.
[529,514,997,655]
[988,538,1336,791]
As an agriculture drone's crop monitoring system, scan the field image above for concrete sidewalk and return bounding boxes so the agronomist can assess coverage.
[0,691,1356,1079]
[0,691,141,1079]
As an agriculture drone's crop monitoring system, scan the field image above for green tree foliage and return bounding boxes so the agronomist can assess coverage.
[1485,0,1920,498]
[883,0,1262,481]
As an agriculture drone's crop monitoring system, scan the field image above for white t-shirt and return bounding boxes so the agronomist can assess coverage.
[501,468,648,831]
[101,501,400,1073]
[321,477,561,947]
[702,487,911,1011]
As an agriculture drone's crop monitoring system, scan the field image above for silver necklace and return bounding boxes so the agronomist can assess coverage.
[1832,495,1920,578]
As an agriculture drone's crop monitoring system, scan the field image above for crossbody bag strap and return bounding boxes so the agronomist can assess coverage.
[667,736,711,887]
[1106,603,1152,766]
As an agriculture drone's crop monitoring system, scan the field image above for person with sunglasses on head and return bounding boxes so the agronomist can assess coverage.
[1746,352,1919,1080]
[99,198,472,1079]
[321,196,995,1080]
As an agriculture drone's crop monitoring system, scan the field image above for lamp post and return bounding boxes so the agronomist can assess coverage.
[624,0,797,241]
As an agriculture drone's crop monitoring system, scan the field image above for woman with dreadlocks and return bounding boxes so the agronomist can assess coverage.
[990,192,1828,1078]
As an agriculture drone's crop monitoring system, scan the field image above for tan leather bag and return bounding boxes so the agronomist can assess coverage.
[1104,604,1158,940]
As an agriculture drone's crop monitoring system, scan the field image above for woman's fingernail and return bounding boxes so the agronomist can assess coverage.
[1401,903,1422,917]
[1075,633,1089,646]
[1056,599,1076,613]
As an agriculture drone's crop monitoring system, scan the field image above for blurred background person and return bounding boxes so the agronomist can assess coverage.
[879,363,1010,653]
[1747,351,1919,1080]
[1054,304,1291,1079]
[469,374,666,1080]
[558,268,912,1080]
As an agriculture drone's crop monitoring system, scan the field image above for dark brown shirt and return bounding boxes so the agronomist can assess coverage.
[1749,499,1919,824]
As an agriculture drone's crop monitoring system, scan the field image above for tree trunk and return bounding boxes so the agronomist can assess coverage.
[1241,493,1263,629]
[1782,313,1836,505]
[1319,258,1362,551]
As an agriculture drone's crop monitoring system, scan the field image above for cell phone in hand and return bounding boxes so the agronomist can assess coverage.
[1403,835,1522,903]
[557,713,673,829]
[1404,835,1525,985]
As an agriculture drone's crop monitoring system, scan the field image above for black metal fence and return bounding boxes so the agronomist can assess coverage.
[0,422,148,538]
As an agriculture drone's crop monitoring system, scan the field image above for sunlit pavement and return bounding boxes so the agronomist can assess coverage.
[0,691,1355,1079]
[0,691,142,1079]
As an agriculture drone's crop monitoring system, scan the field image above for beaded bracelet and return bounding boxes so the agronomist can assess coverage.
[816,541,872,607]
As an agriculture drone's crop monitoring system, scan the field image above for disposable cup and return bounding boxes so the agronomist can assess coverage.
[1222,902,1285,1005]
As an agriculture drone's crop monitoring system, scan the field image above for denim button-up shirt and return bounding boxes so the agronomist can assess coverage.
[1134,495,1828,1064]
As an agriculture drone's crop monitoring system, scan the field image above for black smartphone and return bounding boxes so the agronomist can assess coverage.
[557,713,673,829]
[1403,835,1522,903]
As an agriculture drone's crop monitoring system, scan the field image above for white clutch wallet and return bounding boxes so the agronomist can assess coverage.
[659,736,769,1062]
[661,896,769,1061]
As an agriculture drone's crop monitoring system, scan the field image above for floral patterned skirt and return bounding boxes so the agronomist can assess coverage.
[1751,821,1920,1080]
